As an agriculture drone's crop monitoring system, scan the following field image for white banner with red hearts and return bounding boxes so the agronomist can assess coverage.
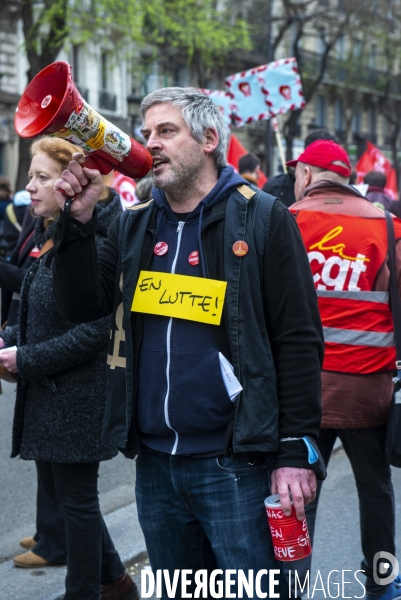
[225,57,305,127]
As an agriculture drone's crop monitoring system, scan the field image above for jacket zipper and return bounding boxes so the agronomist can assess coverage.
[164,221,185,455]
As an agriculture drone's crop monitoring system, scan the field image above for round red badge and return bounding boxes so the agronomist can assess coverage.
[154,242,168,256]
[188,251,200,266]
[232,240,249,257]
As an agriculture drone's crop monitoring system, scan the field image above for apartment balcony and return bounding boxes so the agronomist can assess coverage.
[299,50,401,96]
[99,90,117,112]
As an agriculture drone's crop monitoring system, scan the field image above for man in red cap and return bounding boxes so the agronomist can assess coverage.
[289,140,401,600]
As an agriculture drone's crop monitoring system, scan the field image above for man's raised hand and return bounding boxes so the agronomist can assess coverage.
[54,153,105,223]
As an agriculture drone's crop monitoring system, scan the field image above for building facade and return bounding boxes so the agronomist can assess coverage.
[0,4,20,184]
[3,0,401,185]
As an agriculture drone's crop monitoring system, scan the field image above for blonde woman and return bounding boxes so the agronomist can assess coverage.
[0,137,137,600]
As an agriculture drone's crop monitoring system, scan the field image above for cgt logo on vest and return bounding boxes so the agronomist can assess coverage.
[308,226,370,291]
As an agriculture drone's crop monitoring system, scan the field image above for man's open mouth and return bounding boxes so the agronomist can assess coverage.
[152,158,168,169]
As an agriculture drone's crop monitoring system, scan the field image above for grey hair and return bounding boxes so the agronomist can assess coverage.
[140,87,228,168]
[300,162,349,184]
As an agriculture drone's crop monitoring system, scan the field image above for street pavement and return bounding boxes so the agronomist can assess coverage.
[0,379,142,600]
[304,447,401,599]
[1,376,401,599]
[0,380,137,565]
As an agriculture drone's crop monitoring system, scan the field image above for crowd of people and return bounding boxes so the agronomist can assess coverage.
[0,86,400,600]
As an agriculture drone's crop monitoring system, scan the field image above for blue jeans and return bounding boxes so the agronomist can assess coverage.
[36,461,124,600]
[136,449,284,599]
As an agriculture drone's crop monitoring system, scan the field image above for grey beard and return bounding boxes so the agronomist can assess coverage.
[152,162,204,202]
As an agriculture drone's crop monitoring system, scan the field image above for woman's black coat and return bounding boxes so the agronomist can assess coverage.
[1,190,122,463]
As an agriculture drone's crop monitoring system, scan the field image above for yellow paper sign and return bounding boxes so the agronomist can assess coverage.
[131,271,227,325]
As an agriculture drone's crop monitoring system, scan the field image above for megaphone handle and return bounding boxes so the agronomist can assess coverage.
[45,198,95,269]
[63,198,73,237]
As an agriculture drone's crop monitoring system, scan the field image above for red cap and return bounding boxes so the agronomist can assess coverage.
[286,140,352,178]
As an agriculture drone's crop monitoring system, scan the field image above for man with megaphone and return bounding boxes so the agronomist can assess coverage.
[51,87,324,599]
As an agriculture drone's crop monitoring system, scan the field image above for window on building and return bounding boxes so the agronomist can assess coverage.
[335,98,345,132]
[99,52,116,111]
[72,45,81,82]
[369,45,377,69]
[352,109,361,134]
[336,36,346,59]
[383,116,391,145]
[317,30,326,55]
[101,52,109,91]
[175,67,190,87]
[387,0,395,19]
[352,39,363,59]
[316,96,327,127]
[142,64,159,96]
[72,44,89,102]
[368,105,377,142]
[288,23,298,55]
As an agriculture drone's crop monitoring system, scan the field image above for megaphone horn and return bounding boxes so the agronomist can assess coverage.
[15,61,152,180]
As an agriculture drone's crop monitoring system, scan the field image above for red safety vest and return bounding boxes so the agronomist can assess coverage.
[292,209,400,375]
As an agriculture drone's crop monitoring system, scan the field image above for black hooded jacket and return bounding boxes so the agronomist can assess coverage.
[52,173,324,469]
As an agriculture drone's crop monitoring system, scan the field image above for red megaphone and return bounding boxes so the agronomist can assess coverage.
[15,61,152,179]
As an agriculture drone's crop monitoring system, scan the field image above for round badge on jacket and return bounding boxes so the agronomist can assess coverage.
[232,241,249,257]
[188,251,200,266]
[154,242,168,256]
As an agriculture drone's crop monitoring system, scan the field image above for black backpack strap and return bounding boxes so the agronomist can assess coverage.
[235,185,276,310]
[236,185,274,243]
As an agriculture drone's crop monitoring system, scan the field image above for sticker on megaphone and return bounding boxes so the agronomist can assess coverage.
[54,99,131,163]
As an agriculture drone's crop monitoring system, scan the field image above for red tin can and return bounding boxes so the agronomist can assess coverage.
[264,493,312,562]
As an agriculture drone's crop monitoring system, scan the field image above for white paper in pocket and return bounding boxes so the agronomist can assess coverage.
[219,352,243,402]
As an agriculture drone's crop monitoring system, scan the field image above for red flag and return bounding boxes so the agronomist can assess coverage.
[356,141,398,200]
[111,172,138,210]
[227,134,268,188]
